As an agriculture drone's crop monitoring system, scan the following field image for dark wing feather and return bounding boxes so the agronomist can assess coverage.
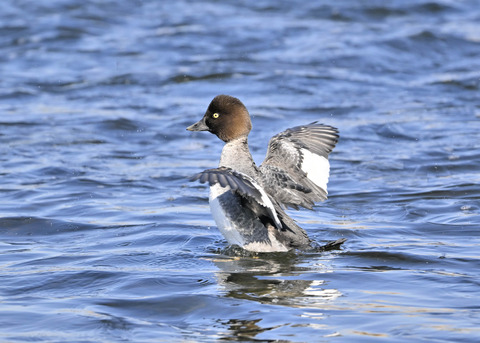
[190,167,282,230]
[259,122,338,210]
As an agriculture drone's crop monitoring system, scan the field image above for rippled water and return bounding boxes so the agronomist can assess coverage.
[1,1,480,342]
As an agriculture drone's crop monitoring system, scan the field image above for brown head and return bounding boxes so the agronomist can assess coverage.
[186,95,252,142]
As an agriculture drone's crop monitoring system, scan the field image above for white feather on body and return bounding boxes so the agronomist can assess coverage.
[209,184,245,247]
[208,182,288,252]
[244,236,289,252]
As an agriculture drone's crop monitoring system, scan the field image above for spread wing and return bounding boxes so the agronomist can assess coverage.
[190,167,283,230]
[259,122,339,210]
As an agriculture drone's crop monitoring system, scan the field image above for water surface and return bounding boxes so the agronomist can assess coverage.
[1,0,479,342]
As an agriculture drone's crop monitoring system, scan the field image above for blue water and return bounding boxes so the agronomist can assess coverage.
[1,1,480,342]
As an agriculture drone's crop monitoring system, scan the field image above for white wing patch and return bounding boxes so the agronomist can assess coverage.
[300,148,330,193]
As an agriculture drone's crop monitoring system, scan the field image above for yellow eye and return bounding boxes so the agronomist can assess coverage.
[212,113,219,119]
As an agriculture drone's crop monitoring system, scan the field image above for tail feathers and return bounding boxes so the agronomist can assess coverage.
[314,238,347,252]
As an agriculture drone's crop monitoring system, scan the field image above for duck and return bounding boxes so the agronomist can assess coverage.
[187,95,344,252]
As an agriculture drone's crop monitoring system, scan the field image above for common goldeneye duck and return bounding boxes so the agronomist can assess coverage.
[187,94,344,252]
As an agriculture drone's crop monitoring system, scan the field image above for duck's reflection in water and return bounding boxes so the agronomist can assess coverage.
[210,249,342,340]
